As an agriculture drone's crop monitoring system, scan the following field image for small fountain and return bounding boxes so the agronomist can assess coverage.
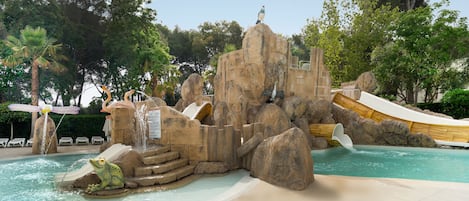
[8,104,80,154]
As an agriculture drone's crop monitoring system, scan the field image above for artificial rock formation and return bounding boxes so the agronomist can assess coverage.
[250,127,314,190]
[32,115,57,154]
[175,73,206,111]
[355,71,377,93]
[331,104,436,147]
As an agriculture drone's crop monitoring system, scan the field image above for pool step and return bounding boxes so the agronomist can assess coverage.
[140,146,171,157]
[128,165,196,187]
[143,151,180,165]
[129,146,195,188]
[134,158,189,177]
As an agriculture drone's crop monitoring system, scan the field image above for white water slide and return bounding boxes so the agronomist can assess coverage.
[331,123,356,151]
[357,91,469,147]
[55,143,132,188]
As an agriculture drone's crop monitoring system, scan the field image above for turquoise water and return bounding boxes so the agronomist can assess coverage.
[312,145,469,183]
[0,154,248,201]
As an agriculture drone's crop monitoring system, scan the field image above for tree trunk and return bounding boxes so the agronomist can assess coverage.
[30,62,39,139]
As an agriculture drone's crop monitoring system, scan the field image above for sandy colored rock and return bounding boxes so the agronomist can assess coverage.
[282,96,307,121]
[73,173,101,189]
[250,127,314,190]
[311,137,329,150]
[32,115,57,154]
[255,104,291,138]
[114,150,143,177]
[194,162,229,174]
[306,99,334,124]
[407,133,437,147]
[355,71,377,93]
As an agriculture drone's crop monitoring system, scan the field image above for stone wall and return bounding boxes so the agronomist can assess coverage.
[214,24,332,130]
[159,106,240,168]
[286,48,331,101]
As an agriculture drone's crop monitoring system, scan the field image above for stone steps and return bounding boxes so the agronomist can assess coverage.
[140,146,171,157]
[143,151,179,165]
[134,158,189,177]
[128,165,196,187]
[128,146,195,188]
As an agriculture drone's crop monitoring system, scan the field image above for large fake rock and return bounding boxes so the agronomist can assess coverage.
[175,73,205,111]
[111,107,136,146]
[159,106,208,162]
[251,127,314,190]
[407,133,437,147]
[305,99,335,124]
[355,71,377,93]
[214,24,289,129]
[255,104,291,138]
[282,96,307,121]
[32,115,57,154]
[194,162,229,174]
[113,150,143,177]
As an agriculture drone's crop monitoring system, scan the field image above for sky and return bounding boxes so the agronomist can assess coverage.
[148,0,469,36]
[78,0,469,107]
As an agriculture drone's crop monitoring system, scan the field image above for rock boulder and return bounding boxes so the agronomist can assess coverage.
[250,127,314,190]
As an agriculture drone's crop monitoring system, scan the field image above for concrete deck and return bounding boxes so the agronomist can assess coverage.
[2,146,469,201]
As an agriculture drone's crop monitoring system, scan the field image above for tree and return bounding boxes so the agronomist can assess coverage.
[1,26,66,137]
[304,0,345,86]
[372,4,469,104]
[102,0,171,98]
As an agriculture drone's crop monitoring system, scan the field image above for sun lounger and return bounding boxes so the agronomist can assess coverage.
[0,138,9,148]
[75,137,89,145]
[7,138,25,147]
[26,138,33,147]
[91,136,105,145]
[58,137,74,146]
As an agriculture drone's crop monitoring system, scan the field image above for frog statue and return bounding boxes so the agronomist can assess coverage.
[86,157,125,194]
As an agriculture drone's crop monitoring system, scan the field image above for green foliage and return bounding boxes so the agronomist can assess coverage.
[0,113,107,139]
[0,102,29,124]
[372,4,469,103]
[440,89,469,119]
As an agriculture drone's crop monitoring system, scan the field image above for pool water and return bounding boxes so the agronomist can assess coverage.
[0,154,248,201]
[312,145,469,183]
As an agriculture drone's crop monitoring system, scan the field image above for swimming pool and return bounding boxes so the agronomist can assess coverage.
[312,145,469,183]
[0,154,248,201]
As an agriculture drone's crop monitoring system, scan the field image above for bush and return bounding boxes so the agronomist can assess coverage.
[441,89,469,119]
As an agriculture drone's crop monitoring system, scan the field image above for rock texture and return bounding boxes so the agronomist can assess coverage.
[254,104,290,138]
[175,73,205,111]
[32,115,57,154]
[194,162,229,174]
[331,104,436,147]
[355,71,377,93]
[250,127,314,190]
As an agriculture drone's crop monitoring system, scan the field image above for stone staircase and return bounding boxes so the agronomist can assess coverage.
[127,146,195,187]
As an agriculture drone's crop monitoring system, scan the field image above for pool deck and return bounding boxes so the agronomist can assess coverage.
[2,146,469,201]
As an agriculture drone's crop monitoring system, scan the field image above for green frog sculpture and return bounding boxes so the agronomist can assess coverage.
[86,157,125,194]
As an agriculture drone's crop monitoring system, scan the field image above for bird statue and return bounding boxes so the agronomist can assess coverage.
[100,86,135,113]
[270,81,277,102]
[256,5,265,24]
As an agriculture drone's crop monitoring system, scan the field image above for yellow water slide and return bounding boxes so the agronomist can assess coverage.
[332,91,469,146]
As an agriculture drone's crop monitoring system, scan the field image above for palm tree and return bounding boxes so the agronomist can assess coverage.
[1,26,66,138]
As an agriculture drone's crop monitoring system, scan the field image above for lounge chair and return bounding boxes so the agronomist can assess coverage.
[7,138,25,147]
[91,136,105,145]
[75,137,89,145]
[26,138,33,147]
[58,137,74,146]
[0,138,9,148]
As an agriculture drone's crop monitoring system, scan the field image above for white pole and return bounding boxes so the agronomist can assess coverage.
[41,112,48,155]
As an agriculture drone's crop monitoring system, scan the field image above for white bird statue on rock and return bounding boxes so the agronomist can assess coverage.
[256,5,265,24]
